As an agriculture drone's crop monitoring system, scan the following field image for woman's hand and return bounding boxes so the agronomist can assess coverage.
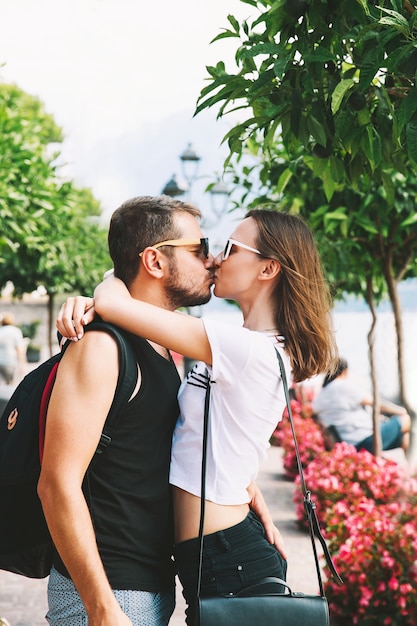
[56,296,96,340]
[247,481,287,560]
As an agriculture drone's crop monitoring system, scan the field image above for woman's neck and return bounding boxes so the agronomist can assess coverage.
[239,288,278,333]
[241,306,277,333]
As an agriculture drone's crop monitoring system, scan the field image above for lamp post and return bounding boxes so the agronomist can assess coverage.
[180,143,201,189]
[161,143,231,374]
[161,143,230,227]
[161,174,188,198]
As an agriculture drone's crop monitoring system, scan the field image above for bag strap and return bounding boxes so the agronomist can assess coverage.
[196,373,211,599]
[55,320,138,459]
[196,351,343,601]
[274,348,343,590]
[83,321,138,457]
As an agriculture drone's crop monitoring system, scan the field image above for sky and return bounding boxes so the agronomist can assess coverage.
[0,0,251,219]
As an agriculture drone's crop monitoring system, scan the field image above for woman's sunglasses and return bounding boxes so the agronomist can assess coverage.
[222,238,261,261]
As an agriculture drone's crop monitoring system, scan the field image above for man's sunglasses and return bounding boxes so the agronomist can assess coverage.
[146,237,209,258]
[222,238,261,261]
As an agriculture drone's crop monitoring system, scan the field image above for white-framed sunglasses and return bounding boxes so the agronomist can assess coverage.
[222,238,261,261]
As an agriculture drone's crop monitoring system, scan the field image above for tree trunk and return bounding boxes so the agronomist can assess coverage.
[366,278,382,457]
[383,265,408,408]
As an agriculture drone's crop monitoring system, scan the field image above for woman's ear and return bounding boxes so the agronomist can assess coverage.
[259,259,281,281]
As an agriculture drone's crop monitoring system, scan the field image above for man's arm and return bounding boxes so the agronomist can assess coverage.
[37,332,132,626]
[360,395,408,417]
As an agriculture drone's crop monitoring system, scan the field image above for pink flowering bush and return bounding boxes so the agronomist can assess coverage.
[274,387,417,622]
[293,443,409,528]
[323,498,417,625]
[271,386,326,479]
[293,442,417,624]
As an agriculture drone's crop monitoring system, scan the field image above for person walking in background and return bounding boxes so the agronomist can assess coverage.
[0,313,25,385]
[312,357,411,454]
[58,208,337,625]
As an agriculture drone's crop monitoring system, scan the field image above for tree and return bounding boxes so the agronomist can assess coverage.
[195,0,417,422]
[0,83,64,259]
[0,83,110,354]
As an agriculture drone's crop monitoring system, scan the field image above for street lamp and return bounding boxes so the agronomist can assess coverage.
[162,173,188,197]
[161,144,230,228]
[208,176,231,218]
[161,143,231,374]
[180,143,201,188]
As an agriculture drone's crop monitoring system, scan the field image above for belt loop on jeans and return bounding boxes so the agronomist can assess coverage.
[218,531,231,552]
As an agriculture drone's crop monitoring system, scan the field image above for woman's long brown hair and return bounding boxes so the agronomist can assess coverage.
[247,209,338,383]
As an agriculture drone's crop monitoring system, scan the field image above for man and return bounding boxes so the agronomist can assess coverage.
[38,196,213,626]
[39,196,281,626]
[312,357,411,454]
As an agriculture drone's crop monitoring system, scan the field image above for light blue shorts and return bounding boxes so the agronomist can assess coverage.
[356,415,403,452]
[46,566,175,626]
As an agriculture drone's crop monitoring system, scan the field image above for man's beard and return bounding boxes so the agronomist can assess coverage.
[164,258,213,310]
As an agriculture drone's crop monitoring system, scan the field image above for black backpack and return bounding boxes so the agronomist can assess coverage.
[0,321,137,578]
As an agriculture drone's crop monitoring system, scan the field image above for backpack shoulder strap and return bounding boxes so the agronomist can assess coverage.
[83,321,138,456]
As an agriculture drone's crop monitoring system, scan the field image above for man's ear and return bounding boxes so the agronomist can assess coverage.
[259,259,281,281]
[139,248,165,278]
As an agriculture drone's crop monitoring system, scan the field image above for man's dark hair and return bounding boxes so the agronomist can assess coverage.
[322,357,348,387]
[108,195,201,286]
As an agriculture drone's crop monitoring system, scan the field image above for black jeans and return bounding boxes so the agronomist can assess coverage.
[174,511,287,625]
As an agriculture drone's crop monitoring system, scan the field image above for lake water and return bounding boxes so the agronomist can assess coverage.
[199,280,417,415]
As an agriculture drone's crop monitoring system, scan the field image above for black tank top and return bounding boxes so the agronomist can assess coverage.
[54,334,181,591]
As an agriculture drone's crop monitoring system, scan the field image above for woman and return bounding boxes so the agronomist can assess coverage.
[58,209,337,624]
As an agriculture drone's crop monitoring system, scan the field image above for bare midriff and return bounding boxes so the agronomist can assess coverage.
[173,486,250,544]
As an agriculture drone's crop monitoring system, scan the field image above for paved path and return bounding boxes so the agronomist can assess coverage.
[0,446,322,625]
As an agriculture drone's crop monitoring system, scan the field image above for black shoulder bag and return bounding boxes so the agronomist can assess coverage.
[197,349,343,626]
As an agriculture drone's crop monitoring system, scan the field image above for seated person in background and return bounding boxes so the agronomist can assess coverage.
[312,358,411,454]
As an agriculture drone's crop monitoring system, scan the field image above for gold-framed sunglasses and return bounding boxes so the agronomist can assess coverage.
[140,237,209,258]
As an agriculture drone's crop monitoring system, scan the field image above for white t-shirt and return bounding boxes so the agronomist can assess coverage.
[312,377,372,445]
[169,319,291,505]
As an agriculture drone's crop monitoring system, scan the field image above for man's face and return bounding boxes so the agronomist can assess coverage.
[163,212,214,310]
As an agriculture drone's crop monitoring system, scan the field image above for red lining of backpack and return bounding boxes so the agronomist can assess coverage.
[39,362,60,464]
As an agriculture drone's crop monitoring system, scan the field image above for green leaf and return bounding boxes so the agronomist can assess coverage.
[329,155,345,183]
[227,14,241,34]
[357,107,371,126]
[273,57,290,81]
[360,126,378,171]
[381,171,395,208]
[355,215,379,234]
[378,16,410,37]
[355,0,370,15]
[276,168,293,194]
[406,115,417,166]
[376,6,411,37]
[239,42,281,58]
[306,47,336,64]
[307,115,327,147]
[264,117,280,150]
[397,88,417,133]
[359,47,384,89]
[323,167,336,202]
[331,79,355,115]
[400,213,417,227]
[311,153,327,178]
